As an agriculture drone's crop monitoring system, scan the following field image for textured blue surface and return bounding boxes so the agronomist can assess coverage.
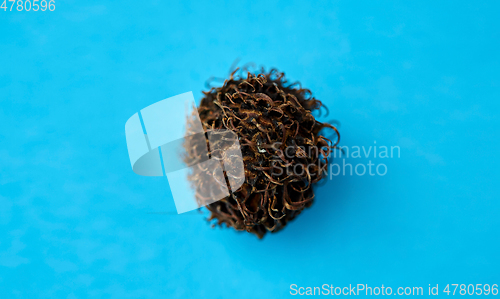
[1,1,499,298]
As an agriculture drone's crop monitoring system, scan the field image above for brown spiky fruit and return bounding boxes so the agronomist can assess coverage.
[186,68,339,238]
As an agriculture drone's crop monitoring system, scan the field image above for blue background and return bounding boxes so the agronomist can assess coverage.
[1,1,499,298]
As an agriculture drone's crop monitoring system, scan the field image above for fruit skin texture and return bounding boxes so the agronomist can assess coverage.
[189,69,339,238]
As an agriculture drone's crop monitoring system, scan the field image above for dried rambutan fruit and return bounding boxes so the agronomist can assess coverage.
[185,68,339,238]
